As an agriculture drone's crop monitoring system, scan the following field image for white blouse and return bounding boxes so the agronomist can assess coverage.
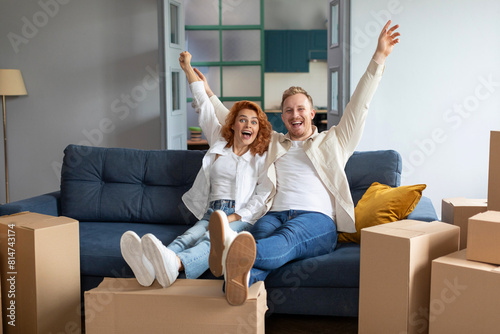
[182,81,273,224]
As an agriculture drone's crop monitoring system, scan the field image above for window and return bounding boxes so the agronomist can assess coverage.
[185,0,264,108]
[170,3,179,45]
[330,68,339,115]
[327,0,350,126]
[330,1,339,47]
[171,70,181,114]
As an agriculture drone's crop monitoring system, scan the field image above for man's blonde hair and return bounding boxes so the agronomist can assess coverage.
[280,86,314,111]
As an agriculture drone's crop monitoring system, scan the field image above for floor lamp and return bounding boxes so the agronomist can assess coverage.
[0,69,27,203]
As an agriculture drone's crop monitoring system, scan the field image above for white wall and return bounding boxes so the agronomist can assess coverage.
[0,0,160,203]
[350,0,500,217]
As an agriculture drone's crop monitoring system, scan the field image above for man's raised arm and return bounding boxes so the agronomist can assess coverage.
[193,68,230,125]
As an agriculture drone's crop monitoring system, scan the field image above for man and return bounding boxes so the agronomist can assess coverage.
[200,20,400,305]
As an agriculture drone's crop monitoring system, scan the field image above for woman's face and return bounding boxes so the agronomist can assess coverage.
[231,108,260,148]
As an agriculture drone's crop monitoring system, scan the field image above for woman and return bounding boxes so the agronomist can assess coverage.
[120,51,273,288]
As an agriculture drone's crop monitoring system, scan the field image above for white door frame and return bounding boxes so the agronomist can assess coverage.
[327,0,350,127]
[159,0,187,149]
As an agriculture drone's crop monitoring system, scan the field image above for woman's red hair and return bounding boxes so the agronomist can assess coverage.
[220,101,272,156]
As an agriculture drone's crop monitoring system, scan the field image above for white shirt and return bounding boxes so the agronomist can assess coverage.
[209,149,250,202]
[272,141,335,217]
[182,81,273,224]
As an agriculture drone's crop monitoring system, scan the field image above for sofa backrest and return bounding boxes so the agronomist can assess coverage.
[60,145,204,224]
[345,150,402,206]
[60,145,402,224]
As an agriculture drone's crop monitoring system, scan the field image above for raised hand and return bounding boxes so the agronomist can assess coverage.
[373,20,400,64]
[179,51,192,71]
[194,68,215,97]
[179,51,201,84]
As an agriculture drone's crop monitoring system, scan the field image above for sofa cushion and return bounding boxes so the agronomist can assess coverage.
[407,196,438,221]
[61,145,205,224]
[265,243,360,289]
[79,222,193,277]
[345,150,402,206]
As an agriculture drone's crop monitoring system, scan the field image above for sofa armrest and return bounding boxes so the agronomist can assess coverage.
[407,196,438,222]
[0,191,61,217]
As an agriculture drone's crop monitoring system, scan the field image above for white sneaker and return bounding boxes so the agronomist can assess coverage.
[120,231,155,287]
[224,232,256,306]
[208,210,238,277]
[141,233,179,288]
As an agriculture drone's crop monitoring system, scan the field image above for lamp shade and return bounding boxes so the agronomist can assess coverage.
[0,69,27,96]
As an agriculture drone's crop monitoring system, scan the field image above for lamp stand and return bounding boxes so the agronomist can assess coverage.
[2,95,8,203]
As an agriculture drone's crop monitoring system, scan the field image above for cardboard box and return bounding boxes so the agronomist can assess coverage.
[85,278,267,334]
[0,212,81,334]
[488,131,500,211]
[429,249,500,334]
[359,220,459,334]
[441,197,487,249]
[466,210,500,265]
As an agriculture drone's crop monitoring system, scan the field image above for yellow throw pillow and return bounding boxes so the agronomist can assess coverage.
[338,182,427,244]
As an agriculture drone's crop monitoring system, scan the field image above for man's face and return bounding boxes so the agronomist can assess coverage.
[281,93,316,141]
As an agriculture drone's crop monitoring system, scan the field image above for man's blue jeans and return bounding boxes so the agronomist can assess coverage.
[248,210,337,285]
[167,200,252,279]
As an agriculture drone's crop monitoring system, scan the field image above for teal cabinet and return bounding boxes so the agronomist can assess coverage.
[265,30,327,72]
[309,30,327,60]
[265,31,287,72]
[287,30,309,72]
[309,30,327,50]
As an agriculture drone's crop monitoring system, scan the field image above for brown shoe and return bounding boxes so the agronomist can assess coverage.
[208,210,236,277]
[225,232,256,306]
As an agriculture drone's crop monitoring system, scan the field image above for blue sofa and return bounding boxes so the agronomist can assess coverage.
[0,144,438,317]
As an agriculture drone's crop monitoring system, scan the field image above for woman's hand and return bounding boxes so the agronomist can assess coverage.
[179,51,192,71]
[179,51,201,83]
[373,20,400,64]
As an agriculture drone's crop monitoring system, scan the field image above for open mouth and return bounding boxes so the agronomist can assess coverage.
[291,121,303,128]
[242,130,253,140]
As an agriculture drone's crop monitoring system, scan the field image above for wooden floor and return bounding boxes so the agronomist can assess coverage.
[265,314,358,334]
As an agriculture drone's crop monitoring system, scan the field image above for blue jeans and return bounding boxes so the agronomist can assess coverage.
[167,200,252,279]
[248,210,337,285]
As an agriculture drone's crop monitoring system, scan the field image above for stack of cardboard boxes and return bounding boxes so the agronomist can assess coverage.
[429,131,500,333]
[358,131,500,333]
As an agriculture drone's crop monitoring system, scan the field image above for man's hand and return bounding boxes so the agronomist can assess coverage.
[227,213,242,223]
[194,68,215,97]
[373,20,400,64]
